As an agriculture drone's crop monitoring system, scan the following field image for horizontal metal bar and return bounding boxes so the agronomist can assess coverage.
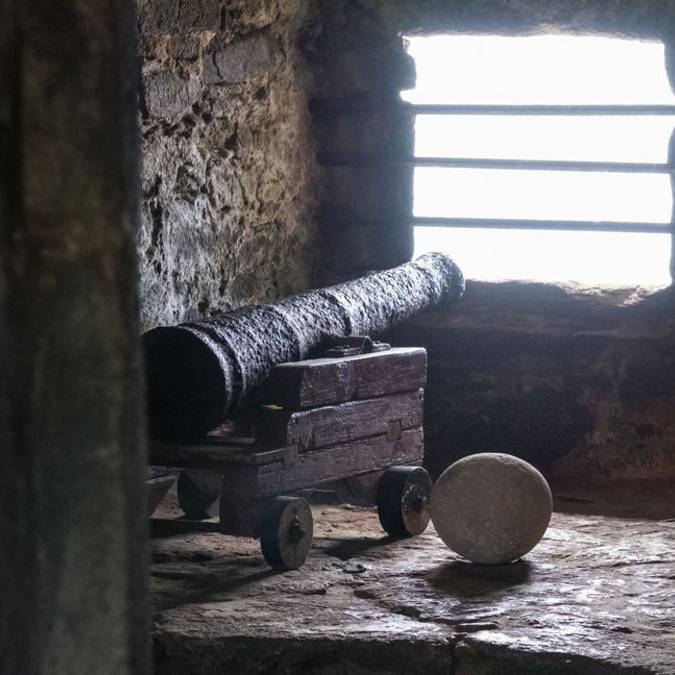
[410,104,675,116]
[310,98,675,116]
[412,217,673,233]
[319,155,675,174]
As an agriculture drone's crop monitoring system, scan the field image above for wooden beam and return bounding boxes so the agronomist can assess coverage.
[256,390,424,451]
[262,348,427,409]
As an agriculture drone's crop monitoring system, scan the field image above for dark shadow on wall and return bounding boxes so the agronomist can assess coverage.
[387,280,675,484]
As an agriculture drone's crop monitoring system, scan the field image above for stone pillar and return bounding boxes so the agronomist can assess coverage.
[0,1,149,674]
[0,1,18,669]
[311,4,417,284]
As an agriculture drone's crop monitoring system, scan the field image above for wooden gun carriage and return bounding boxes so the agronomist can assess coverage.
[150,342,433,570]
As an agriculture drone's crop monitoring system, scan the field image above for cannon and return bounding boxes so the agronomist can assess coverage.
[146,253,464,569]
[143,252,463,441]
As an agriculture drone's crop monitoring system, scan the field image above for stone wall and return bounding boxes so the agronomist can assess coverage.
[309,0,675,284]
[136,0,321,330]
[311,0,675,484]
[388,283,675,484]
[310,3,416,283]
[133,0,675,484]
[343,0,675,38]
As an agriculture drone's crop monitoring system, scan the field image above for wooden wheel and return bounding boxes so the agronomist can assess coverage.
[260,496,313,570]
[376,466,432,537]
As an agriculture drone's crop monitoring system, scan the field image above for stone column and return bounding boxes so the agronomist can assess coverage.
[0,1,149,674]
[0,1,18,670]
[311,4,417,284]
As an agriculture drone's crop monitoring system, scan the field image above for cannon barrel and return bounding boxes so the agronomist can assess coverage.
[143,252,464,440]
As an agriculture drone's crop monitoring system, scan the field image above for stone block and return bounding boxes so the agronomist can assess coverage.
[166,35,202,60]
[137,0,222,35]
[143,70,202,118]
[387,282,675,483]
[202,34,273,85]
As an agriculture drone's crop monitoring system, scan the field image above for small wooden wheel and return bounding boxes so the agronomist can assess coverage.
[260,496,314,570]
[376,466,432,537]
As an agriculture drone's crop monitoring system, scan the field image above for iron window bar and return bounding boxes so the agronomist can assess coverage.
[318,155,675,174]
[312,97,675,233]
[310,96,675,116]
[409,104,675,116]
[412,217,674,234]
[311,99,675,116]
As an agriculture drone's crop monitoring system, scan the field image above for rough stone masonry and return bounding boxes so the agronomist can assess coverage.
[137,0,322,331]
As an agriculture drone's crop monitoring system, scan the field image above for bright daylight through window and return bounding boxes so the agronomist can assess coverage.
[405,35,675,287]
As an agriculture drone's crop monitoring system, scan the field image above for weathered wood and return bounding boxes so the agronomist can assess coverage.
[150,438,297,469]
[221,427,424,499]
[150,347,427,541]
[262,347,426,409]
[259,497,314,569]
[376,466,432,537]
[256,389,424,451]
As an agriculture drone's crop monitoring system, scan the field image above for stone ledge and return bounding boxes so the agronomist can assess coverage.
[151,496,675,675]
[386,280,675,483]
[397,280,675,339]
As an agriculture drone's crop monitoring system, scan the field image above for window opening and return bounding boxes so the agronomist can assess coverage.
[404,34,675,286]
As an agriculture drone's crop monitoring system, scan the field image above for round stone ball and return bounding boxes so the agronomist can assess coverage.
[431,453,552,564]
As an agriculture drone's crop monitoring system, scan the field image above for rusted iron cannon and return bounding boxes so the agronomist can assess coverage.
[143,252,463,441]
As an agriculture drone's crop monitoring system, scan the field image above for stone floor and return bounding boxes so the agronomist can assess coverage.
[151,483,675,674]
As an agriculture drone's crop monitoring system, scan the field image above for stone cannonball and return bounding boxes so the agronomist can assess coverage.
[430,453,552,564]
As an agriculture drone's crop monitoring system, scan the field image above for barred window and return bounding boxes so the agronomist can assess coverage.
[405,35,675,287]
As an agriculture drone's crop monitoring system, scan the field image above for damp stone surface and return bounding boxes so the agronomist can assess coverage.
[151,484,675,675]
